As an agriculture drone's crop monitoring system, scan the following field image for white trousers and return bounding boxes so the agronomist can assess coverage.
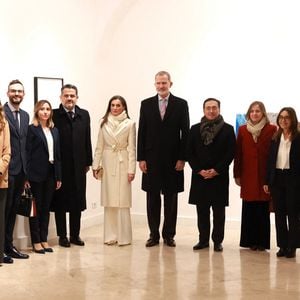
[104,207,132,245]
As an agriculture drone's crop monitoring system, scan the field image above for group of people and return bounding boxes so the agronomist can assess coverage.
[1,71,300,267]
[93,70,300,260]
[0,80,92,266]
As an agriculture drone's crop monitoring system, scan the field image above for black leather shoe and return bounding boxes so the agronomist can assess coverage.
[164,238,176,247]
[33,247,45,254]
[6,247,29,259]
[276,248,287,257]
[286,248,296,258]
[145,238,159,247]
[59,237,70,247]
[3,254,13,264]
[70,236,85,246]
[214,243,223,252]
[43,247,54,253]
[193,242,209,250]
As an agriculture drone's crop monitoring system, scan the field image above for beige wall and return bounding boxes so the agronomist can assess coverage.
[1,0,300,245]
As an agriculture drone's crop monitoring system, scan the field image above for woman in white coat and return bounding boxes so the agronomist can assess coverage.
[93,96,136,246]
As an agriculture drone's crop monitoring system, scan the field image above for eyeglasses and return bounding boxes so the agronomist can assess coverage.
[278,115,290,121]
[9,89,24,94]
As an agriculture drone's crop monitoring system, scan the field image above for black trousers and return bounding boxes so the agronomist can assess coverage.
[196,203,225,244]
[5,172,25,252]
[240,201,270,249]
[146,191,178,241]
[271,170,300,249]
[0,189,7,263]
[55,210,81,239]
[29,165,55,244]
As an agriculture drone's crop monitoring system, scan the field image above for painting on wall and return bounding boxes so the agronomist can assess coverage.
[34,77,64,108]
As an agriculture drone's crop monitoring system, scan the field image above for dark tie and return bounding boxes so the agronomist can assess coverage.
[15,110,20,132]
[68,111,74,120]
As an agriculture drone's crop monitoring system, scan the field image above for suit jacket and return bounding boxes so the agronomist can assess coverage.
[4,103,29,175]
[0,120,11,188]
[234,123,276,201]
[187,121,236,207]
[51,104,93,212]
[137,93,189,194]
[266,132,300,187]
[26,124,61,182]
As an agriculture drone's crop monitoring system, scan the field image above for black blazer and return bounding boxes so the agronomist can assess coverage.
[137,93,190,193]
[26,124,61,182]
[266,133,300,187]
[4,103,29,175]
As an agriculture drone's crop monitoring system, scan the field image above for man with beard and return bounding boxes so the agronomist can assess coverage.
[52,84,92,247]
[137,71,190,247]
[187,98,235,252]
[4,80,30,263]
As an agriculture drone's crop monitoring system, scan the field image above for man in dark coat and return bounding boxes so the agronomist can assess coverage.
[137,71,190,247]
[3,79,30,263]
[187,98,235,252]
[52,84,92,247]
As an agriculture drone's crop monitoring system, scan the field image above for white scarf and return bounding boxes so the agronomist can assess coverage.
[246,117,267,143]
[107,111,128,132]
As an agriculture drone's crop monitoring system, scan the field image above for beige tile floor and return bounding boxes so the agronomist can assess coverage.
[1,217,300,300]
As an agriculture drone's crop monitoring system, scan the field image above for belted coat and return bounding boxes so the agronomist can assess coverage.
[92,114,136,208]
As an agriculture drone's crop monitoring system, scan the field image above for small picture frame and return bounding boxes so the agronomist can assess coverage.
[34,77,64,108]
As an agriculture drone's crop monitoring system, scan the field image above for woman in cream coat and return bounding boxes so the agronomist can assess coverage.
[93,95,136,246]
[0,103,11,266]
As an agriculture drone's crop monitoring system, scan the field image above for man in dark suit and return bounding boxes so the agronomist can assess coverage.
[187,98,235,252]
[137,71,190,247]
[4,79,30,263]
[52,84,92,247]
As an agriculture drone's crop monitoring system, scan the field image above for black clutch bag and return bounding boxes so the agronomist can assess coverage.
[17,188,36,217]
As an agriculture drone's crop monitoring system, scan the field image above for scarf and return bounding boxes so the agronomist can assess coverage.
[107,111,128,132]
[246,117,267,143]
[200,115,224,145]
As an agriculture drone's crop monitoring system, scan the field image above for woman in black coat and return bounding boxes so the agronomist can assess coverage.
[26,100,61,253]
[264,107,300,258]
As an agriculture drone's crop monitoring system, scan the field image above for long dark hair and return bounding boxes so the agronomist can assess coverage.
[273,107,299,141]
[101,95,129,127]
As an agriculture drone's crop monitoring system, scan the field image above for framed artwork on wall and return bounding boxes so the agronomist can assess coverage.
[34,76,64,108]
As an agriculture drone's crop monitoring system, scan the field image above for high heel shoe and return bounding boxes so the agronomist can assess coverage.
[33,243,45,254]
[41,243,53,253]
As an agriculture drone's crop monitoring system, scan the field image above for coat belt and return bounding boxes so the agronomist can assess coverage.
[104,144,127,175]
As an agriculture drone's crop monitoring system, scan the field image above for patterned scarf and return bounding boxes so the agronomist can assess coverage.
[246,117,267,143]
[200,115,225,145]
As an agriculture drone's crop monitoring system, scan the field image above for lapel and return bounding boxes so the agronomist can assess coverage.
[104,118,129,144]
[36,125,49,152]
[163,93,175,121]
[4,103,19,136]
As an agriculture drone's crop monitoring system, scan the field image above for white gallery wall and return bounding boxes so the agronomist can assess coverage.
[1,0,300,244]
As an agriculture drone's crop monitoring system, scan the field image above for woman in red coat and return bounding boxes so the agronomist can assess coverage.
[234,101,277,250]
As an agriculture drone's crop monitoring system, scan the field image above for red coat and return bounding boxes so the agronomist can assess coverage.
[233,123,277,201]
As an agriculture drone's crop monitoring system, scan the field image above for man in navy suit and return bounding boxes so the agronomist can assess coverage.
[137,71,190,247]
[3,80,30,263]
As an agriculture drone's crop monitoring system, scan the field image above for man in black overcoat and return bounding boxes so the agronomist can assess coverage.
[137,71,190,247]
[52,84,92,247]
[187,98,235,252]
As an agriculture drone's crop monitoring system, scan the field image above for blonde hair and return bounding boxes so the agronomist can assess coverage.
[32,100,54,128]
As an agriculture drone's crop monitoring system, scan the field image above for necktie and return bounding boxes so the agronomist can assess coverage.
[15,110,20,132]
[160,99,167,120]
[68,111,74,120]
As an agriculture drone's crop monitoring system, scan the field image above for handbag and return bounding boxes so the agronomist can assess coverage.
[17,188,37,217]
